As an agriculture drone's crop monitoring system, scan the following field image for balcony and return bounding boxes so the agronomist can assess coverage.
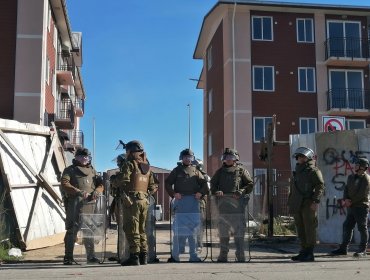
[327,88,370,116]
[325,37,370,67]
[70,130,84,148]
[56,62,75,86]
[74,98,84,117]
[54,99,75,129]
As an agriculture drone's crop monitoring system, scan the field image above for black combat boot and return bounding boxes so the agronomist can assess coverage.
[331,246,348,256]
[291,250,305,261]
[299,247,315,262]
[121,253,140,266]
[139,252,148,265]
[63,256,74,265]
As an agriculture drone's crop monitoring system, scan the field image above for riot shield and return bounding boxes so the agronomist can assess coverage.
[147,194,158,263]
[209,194,250,262]
[168,195,207,262]
[75,194,107,264]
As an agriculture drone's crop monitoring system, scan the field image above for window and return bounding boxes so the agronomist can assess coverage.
[45,57,50,84]
[254,117,272,142]
[347,119,366,130]
[252,16,273,41]
[208,89,213,114]
[208,133,212,156]
[297,18,314,43]
[327,21,361,58]
[253,66,274,91]
[298,67,316,92]
[253,168,277,196]
[207,45,213,70]
[300,118,317,134]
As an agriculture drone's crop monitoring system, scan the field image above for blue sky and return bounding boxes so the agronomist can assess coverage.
[66,0,369,172]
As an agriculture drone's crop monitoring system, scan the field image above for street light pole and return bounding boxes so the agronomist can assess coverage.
[187,103,191,149]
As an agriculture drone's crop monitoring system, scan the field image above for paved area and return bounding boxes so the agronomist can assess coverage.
[2,221,369,264]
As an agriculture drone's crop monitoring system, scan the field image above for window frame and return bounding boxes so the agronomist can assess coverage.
[299,117,317,134]
[208,133,213,156]
[253,168,277,196]
[253,117,273,143]
[253,65,275,92]
[296,18,314,43]
[252,16,273,41]
[298,67,316,93]
[208,89,213,114]
[346,119,366,130]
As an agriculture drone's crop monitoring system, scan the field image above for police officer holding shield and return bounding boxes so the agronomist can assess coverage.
[210,148,253,262]
[288,147,325,262]
[165,149,208,262]
[61,148,104,265]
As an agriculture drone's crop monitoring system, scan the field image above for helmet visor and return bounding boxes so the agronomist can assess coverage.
[75,155,91,166]
[222,154,237,161]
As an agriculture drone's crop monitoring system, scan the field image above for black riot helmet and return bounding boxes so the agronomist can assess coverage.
[124,140,144,153]
[221,148,240,161]
[356,157,369,169]
[75,148,91,157]
[179,148,194,160]
[116,153,126,168]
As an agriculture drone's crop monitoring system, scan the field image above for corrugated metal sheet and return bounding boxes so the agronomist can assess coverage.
[0,119,67,250]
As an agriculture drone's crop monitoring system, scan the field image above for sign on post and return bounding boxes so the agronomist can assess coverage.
[322,116,346,132]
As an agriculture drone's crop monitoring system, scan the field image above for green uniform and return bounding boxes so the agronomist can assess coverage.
[340,173,370,251]
[117,156,157,255]
[288,160,325,251]
[210,163,253,262]
[61,162,102,261]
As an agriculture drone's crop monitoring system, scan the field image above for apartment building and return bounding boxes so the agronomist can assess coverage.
[0,0,85,150]
[194,0,370,216]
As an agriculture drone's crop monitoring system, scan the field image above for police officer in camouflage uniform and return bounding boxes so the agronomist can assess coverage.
[288,147,325,262]
[165,149,208,262]
[210,148,253,262]
[116,140,158,266]
[331,157,370,258]
[61,148,104,265]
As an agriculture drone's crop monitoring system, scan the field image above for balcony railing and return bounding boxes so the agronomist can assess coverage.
[70,130,84,147]
[54,99,75,129]
[325,37,370,60]
[327,88,370,111]
[74,98,84,117]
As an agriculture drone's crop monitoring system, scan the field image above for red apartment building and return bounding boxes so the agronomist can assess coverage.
[194,0,370,217]
[0,0,85,150]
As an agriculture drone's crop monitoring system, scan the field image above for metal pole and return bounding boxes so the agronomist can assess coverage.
[187,104,191,149]
[267,122,274,237]
[93,117,96,167]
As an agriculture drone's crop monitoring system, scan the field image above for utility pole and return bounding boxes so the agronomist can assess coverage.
[262,115,289,237]
[187,103,191,149]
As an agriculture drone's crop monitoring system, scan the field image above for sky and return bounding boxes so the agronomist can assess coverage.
[66,0,370,172]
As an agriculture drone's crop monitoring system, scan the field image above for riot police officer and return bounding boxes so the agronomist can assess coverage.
[61,148,104,265]
[116,140,158,266]
[210,148,253,262]
[165,149,208,262]
[288,147,325,262]
[331,157,370,258]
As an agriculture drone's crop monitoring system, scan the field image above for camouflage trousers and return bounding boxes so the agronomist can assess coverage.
[122,194,149,254]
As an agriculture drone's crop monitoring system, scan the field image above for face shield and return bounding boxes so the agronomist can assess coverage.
[75,155,91,166]
[222,154,237,162]
[182,155,194,165]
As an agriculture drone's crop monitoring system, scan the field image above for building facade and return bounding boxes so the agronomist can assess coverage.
[0,0,85,150]
[194,0,370,216]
